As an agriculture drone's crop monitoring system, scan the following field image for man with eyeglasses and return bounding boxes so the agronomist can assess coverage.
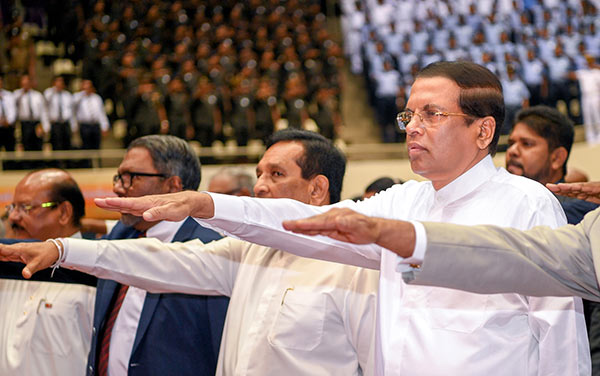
[87,135,228,376]
[90,61,589,374]
[0,168,96,376]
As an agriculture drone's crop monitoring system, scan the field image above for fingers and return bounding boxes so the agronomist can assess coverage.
[0,244,25,262]
[95,197,144,214]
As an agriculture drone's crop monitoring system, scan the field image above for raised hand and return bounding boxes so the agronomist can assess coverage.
[283,207,417,257]
[0,241,60,279]
[95,191,215,222]
[282,208,382,244]
[547,182,600,204]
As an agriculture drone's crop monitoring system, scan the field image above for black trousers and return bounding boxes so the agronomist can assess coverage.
[50,121,71,150]
[79,122,101,149]
[0,125,15,151]
[21,120,43,151]
[0,124,16,169]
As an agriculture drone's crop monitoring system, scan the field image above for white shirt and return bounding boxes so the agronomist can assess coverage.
[0,89,17,124]
[0,232,96,376]
[43,87,73,123]
[192,155,589,376]
[72,92,110,132]
[13,88,50,132]
[61,236,379,375]
[108,219,184,376]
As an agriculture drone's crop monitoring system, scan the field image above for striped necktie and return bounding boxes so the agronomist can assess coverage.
[97,283,129,376]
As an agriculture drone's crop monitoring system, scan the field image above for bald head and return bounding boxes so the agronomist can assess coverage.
[208,167,255,197]
[8,169,85,240]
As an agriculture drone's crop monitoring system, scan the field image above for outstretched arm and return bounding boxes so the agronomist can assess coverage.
[547,182,600,204]
[95,190,215,222]
[282,207,416,258]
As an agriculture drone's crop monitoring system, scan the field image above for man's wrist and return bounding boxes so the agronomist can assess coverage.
[375,218,416,258]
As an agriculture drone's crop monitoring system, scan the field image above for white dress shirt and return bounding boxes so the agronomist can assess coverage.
[0,232,96,376]
[107,219,184,376]
[13,88,50,132]
[43,87,73,123]
[61,236,379,375]
[71,92,110,132]
[185,155,589,375]
[0,89,17,124]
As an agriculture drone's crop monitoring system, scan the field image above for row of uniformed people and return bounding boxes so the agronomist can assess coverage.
[0,75,109,153]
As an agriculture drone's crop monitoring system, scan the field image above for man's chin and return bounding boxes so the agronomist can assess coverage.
[506,165,524,176]
[120,214,143,227]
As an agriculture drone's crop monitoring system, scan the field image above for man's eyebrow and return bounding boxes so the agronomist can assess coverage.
[422,104,445,111]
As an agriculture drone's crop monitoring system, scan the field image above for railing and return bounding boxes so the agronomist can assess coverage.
[0,131,585,171]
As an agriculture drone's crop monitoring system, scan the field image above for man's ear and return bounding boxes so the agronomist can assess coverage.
[476,116,496,151]
[57,201,74,226]
[550,146,568,172]
[165,175,183,193]
[309,175,330,205]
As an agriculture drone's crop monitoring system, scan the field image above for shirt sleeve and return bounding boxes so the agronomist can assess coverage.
[62,237,243,296]
[38,93,50,133]
[94,95,110,131]
[198,192,382,270]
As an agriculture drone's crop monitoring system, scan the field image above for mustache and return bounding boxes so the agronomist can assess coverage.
[506,159,523,170]
[11,222,25,232]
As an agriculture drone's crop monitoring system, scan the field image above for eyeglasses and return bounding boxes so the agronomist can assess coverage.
[397,110,471,131]
[113,171,167,189]
[6,201,59,215]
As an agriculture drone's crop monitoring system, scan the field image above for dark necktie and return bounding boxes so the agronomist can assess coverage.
[28,92,34,120]
[97,283,129,376]
[57,92,63,122]
[97,231,144,376]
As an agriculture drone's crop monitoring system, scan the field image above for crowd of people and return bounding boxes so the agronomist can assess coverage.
[1,0,343,154]
[341,0,600,142]
[79,0,343,146]
[1,60,600,375]
[3,0,600,374]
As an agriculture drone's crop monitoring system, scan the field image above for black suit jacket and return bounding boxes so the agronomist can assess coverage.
[86,218,228,376]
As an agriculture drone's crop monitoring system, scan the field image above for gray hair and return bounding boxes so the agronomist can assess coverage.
[211,166,255,196]
[128,135,201,190]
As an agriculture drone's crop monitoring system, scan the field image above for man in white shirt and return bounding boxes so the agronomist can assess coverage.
[72,79,110,150]
[2,130,380,376]
[0,75,17,153]
[14,74,50,151]
[0,169,96,376]
[44,76,73,151]
[90,62,590,375]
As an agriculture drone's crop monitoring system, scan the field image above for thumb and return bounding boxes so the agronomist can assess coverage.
[22,250,51,278]
[22,263,36,279]
[143,207,163,222]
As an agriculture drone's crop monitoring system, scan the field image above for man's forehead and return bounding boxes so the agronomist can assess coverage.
[119,147,155,171]
[407,77,459,108]
[13,182,50,203]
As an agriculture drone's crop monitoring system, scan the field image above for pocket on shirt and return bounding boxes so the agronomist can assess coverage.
[28,300,81,357]
[268,291,326,351]
[423,287,490,333]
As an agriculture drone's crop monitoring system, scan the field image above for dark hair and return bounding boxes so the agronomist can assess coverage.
[515,105,574,175]
[128,135,201,190]
[48,174,86,227]
[266,129,346,203]
[417,61,505,155]
[365,177,400,194]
